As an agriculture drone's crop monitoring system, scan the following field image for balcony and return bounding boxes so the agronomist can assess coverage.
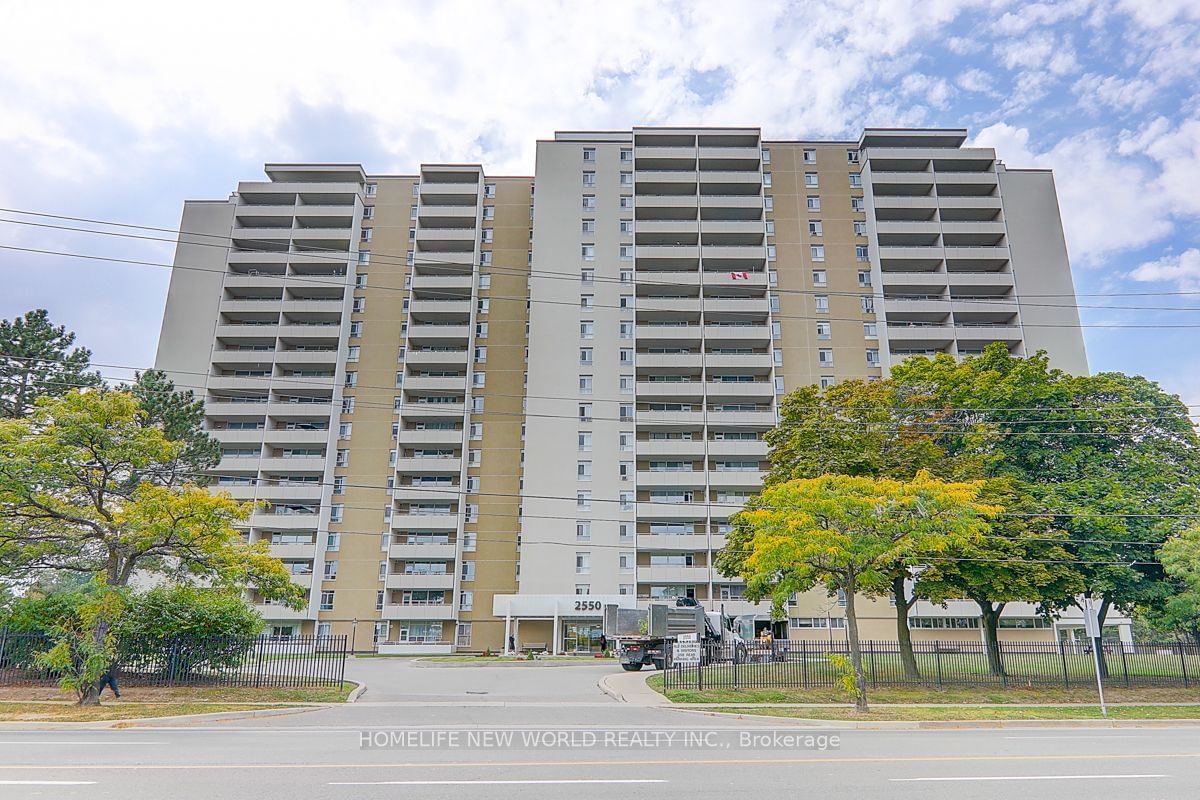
[698,195,764,219]
[381,603,457,621]
[419,183,480,203]
[393,485,461,503]
[404,349,469,368]
[266,400,334,419]
[637,271,701,288]
[702,352,773,370]
[397,428,464,446]
[635,353,703,370]
[280,299,344,315]
[250,511,320,530]
[256,455,327,473]
[700,245,766,269]
[408,300,473,317]
[260,428,331,447]
[636,381,704,401]
[273,350,339,367]
[395,456,462,474]
[635,325,702,344]
[704,380,774,399]
[253,483,325,503]
[637,533,725,551]
[400,402,466,419]
[708,469,766,490]
[886,323,956,348]
[637,297,702,314]
[637,470,707,489]
[636,502,710,521]
[637,438,706,458]
[636,410,706,427]
[883,297,949,317]
[389,542,457,560]
[406,324,471,341]
[219,298,282,315]
[702,297,768,314]
[404,375,466,392]
[253,603,312,621]
[391,513,459,531]
[954,324,1024,344]
[706,409,776,427]
[707,439,768,457]
[636,245,700,269]
[702,271,767,290]
[703,325,771,344]
[638,565,712,583]
[413,274,474,292]
[269,542,318,560]
[385,573,456,591]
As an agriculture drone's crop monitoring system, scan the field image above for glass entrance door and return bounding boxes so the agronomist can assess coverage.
[561,622,602,653]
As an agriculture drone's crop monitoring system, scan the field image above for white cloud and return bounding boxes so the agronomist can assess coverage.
[1072,73,1159,114]
[1129,249,1200,291]
[956,68,994,93]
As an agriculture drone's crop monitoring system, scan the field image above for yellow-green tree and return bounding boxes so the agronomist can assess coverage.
[719,472,997,712]
[0,390,305,704]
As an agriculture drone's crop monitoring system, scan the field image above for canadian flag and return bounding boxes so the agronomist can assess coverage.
[729,271,749,281]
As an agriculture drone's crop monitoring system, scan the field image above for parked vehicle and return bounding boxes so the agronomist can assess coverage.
[603,598,740,671]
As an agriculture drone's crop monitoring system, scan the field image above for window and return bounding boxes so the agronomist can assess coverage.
[812,269,827,287]
[578,403,593,421]
[620,491,634,511]
[479,273,491,289]
[619,403,634,420]
[582,171,596,187]
[619,294,633,310]
[808,220,823,236]
[578,431,592,451]
[770,294,780,313]
[576,492,592,511]
[773,348,784,366]
[619,552,634,572]
[477,298,490,315]
[762,172,772,187]
[319,591,334,611]
[575,584,591,595]
[472,372,485,388]
[326,532,341,551]
[619,219,633,234]
[766,244,777,261]
[856,245,869,261]
[619,348,633,365]
[619,244,633,260]
[854,220,866,236]
[806,196,821,211]
[810,244,825,261]
[579,347,593,365]
[764,196,774,211]
[619,374,634,393]
[483,205,495,219]
[619,431,634,451]
[461,561,475,581]
[861,296,875,314]
[847,149,860,164]
[866,348,880,366]
[474,346,487,363]
[323,560,338,580]
[581,244,595,261]
[815,295,829,313]
[803,148,816,164]
[620,268,633,284]
[472,397,484,412]
[580,293,594,308]
[582,194,596,210]
[576,520,591,541]
[364,183,377,197]
[575,552,591,573]
[579,375,593,394]
[849,173,862,188]
[619,461,632,480]
[620,195,633,209]
[475,322,488,338]
[352,297,365,313]
[771,321,781,340]
[577,461,592,480]
[816,321,831,340]
[818,348,834,366]
[864,322,878,338]
[820,376,836,390]
[620,148,632,162]
[481,228,493,243]
[857,269,872,287]
[346,346,360,362]
[349,321,363,338]
[332,477,346,495]
[851,197,865,212]
[355,273,368,288]
[619,320,633,339]
[761,148,771,164]
[804,172,818,187]
[335,449,349,467]
[620,171,633,186]
[459,591,474,611]
[582,219,595,234]
[765,220,775,235]
[582,147,595,162]
[580,321,594,339]
[338,422,352,439]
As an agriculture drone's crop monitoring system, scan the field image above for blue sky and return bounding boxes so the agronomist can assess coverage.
[1,0,1198,405]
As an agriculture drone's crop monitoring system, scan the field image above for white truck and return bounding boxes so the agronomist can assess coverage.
[603,598,740,671]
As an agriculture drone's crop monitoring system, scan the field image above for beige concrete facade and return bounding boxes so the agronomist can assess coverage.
[155,127,1116,653]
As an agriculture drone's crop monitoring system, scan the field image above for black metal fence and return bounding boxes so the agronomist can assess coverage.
[0,629,348,688]
[662,639,1200,691]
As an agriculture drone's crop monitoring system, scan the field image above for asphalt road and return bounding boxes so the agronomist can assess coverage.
[2,657,1199,799]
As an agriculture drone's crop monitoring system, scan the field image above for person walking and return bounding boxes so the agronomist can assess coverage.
[598,633,608,656]
[508,634,516,655]
[98,668,121,699]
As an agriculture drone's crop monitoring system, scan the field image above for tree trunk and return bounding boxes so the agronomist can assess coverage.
[892,573,919,680]
[1093,594,1112,679]
[978,601,1006,677]
[78,684,101,706]
[843,575,869,713]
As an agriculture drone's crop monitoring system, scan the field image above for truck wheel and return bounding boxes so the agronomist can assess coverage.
[652,658,665,670]
[621,663,643,672]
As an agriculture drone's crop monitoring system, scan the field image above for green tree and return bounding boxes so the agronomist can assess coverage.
[717,472,996,712]
[760,378,986,678]
[32,585,126,704]
[0,390,303,703]
[0,309,102,418]
[1158,527,1200,644]
[130,369,220,486]
[918,484,1084,674]
[892,345,1200,651]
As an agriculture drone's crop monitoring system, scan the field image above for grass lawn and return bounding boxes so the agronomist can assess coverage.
[708,704,1200,722]
[647,674,1200,706]
[0,701,292,722]
[0,684,355,704]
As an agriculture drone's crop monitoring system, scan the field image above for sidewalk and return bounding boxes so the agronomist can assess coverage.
[598,669,670,706]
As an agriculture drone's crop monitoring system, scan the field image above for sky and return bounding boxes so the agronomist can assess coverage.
[1,0,1198,406]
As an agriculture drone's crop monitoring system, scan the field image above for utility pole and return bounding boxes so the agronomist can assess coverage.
[351,618,359,654]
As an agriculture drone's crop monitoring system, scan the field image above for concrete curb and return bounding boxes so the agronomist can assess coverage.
[346,681,367,703]
[0,705,322,731]
[598,671,670,706]
[670,706,1200,730]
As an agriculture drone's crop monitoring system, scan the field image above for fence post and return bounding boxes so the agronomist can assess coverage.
[869,641,877,689]
[254,635,266,689]
[1059,640,1070,689]
[935,641,943,686]
[1119,643,1130,688]
[0,626,8,670]
[167,638,179,686]
[801,639,808,688]
[1180,641,1190,689]
[338,635,348,688]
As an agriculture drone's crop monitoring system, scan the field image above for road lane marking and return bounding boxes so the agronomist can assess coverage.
[0,741,164,745]
[331,779,666,786]
[892,774,1167,782]
[0,781,98,785]
[0,752,1196,771]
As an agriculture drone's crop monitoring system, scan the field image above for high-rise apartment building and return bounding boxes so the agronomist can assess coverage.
[156,127,1119,653]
